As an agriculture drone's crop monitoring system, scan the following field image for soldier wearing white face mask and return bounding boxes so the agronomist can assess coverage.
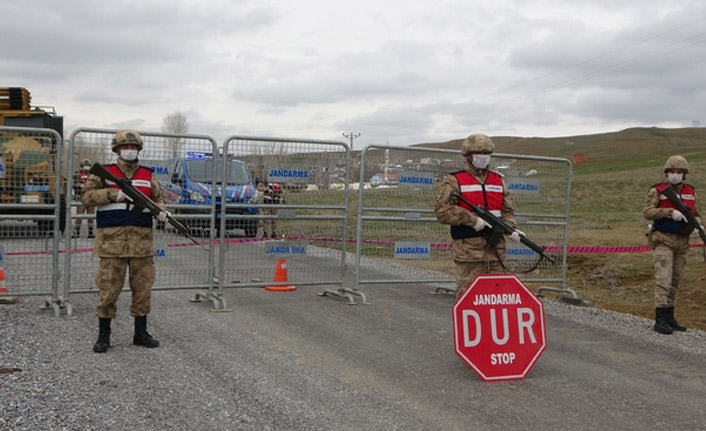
[434,133,523,298]
[81,129,170,353]
[643,155,701,334]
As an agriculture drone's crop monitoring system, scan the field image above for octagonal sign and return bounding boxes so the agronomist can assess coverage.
[452,274,547,382]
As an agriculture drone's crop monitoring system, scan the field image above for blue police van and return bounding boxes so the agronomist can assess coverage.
[144,152,259,237]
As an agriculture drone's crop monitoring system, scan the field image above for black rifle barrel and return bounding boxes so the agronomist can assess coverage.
[89,163,198,245]
[660,185,706,244]
[451,191,557,265]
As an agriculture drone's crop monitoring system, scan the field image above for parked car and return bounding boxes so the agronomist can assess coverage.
[144,153,259,237]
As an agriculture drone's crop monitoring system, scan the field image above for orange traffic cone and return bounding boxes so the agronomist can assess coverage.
[265,259,297,291]
[0,268,20,304]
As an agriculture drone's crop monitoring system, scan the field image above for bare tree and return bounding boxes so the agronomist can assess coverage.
[162,111,189,158]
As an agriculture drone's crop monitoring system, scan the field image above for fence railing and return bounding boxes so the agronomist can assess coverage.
[1,128,573,316]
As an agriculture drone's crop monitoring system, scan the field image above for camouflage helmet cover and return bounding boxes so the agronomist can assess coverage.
[80,158,91,166]
[461,133,495,156]
[111,129,143,151]
[663,155,689,174]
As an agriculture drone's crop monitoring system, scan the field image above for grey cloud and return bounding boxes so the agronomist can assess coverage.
[4,1,706,149]
[0,1,277,70]
[232,39,440,106]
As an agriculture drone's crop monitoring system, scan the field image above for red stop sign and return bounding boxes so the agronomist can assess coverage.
[452,274,547,382]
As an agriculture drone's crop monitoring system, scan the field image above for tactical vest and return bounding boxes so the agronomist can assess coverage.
[96,164,153,228]
[73,169,90,194]
[653,182,696,234]
[77,169,90,182]
[450,170,504,239]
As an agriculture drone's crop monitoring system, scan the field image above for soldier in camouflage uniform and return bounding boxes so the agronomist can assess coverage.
[73,158,95,238]
[434,134,523,298]
[81,130,170,353]
[262,182,284,238]
[643,155,701,334]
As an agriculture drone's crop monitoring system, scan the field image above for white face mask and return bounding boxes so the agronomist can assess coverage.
[472,154,491,169]
[667,172,684,185]
[82,165,90,170]
[120,149,139,162]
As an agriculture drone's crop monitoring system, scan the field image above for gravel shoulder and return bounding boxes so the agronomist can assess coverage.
[2,282,706,431]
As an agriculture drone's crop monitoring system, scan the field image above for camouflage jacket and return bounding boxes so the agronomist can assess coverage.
[80,158,166,258]
[643,183,702,249]
[433,162,518,262]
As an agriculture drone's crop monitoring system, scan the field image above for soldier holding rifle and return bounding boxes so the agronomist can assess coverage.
[434,133,525,298]
[81,130,170,353]
[643,155,702,334]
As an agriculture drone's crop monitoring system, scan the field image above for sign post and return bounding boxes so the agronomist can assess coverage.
[452,274,547,382]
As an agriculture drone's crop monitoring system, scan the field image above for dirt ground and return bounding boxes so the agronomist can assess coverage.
[557,226,706,332]
[422,127,706,333]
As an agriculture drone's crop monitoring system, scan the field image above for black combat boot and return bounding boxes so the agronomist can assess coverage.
[653,307,673,335]
[87,228,95,239]
[72,227,81,238]
[133,316,160,348]
[665,307,687,332]
[93,318,111,353]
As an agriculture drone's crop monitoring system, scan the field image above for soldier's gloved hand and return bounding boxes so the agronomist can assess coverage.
[157,210,171,223]
[671,210,686,222]
[472,217,492,232]
[115,190,132,203]
[509,229,525,242]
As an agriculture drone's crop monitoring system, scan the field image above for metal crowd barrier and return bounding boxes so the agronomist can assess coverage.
[2,127,573,317]
[353,145,572,298]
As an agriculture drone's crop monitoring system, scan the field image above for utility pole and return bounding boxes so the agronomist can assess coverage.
[342,132,361,150]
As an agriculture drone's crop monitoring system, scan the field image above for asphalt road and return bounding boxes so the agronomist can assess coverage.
[2,265,706,430]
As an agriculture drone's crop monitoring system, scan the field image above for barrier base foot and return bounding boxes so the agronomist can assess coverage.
[191,291,232,312]
[318,287,368,305]
[39,296,73,318]
[537,286,594,307]
[0,296,20,305]
[429,285,455,295]
[557,295,595,307]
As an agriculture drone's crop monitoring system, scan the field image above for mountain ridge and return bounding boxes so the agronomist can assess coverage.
[413,127,706,162]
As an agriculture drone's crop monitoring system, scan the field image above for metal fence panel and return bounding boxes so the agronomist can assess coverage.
[65,128,219,305]
[215,136,360,304]
[0,126,64,312]
[354,145,571,294]
[4,127,571,316]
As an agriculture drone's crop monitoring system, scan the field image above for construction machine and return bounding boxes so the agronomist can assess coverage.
[0,87,66,232]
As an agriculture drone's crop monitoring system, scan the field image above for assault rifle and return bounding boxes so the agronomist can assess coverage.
[89,162,198,245]
[660,185,706,260]
[452,191,557,265]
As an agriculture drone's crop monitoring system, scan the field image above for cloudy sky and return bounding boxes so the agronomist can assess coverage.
[3,1,706,147]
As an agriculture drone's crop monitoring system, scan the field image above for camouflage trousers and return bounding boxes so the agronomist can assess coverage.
[74,204,95,228]
[94,256,156,319]
[454,260,505,298]
[260,208,278,238]
[652,244,688,307]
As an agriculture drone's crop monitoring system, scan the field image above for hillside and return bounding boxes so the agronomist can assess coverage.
[418,127,706,331]
[415,127,706,168]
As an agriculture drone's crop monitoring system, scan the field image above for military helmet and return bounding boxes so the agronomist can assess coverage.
[80,158,91,166]
[111,129,143,151]
[663,155,689,174]
[461,133,495,156]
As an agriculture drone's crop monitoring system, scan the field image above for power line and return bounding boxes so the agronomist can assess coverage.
[342,132,361,150]
[496,31,706,105]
